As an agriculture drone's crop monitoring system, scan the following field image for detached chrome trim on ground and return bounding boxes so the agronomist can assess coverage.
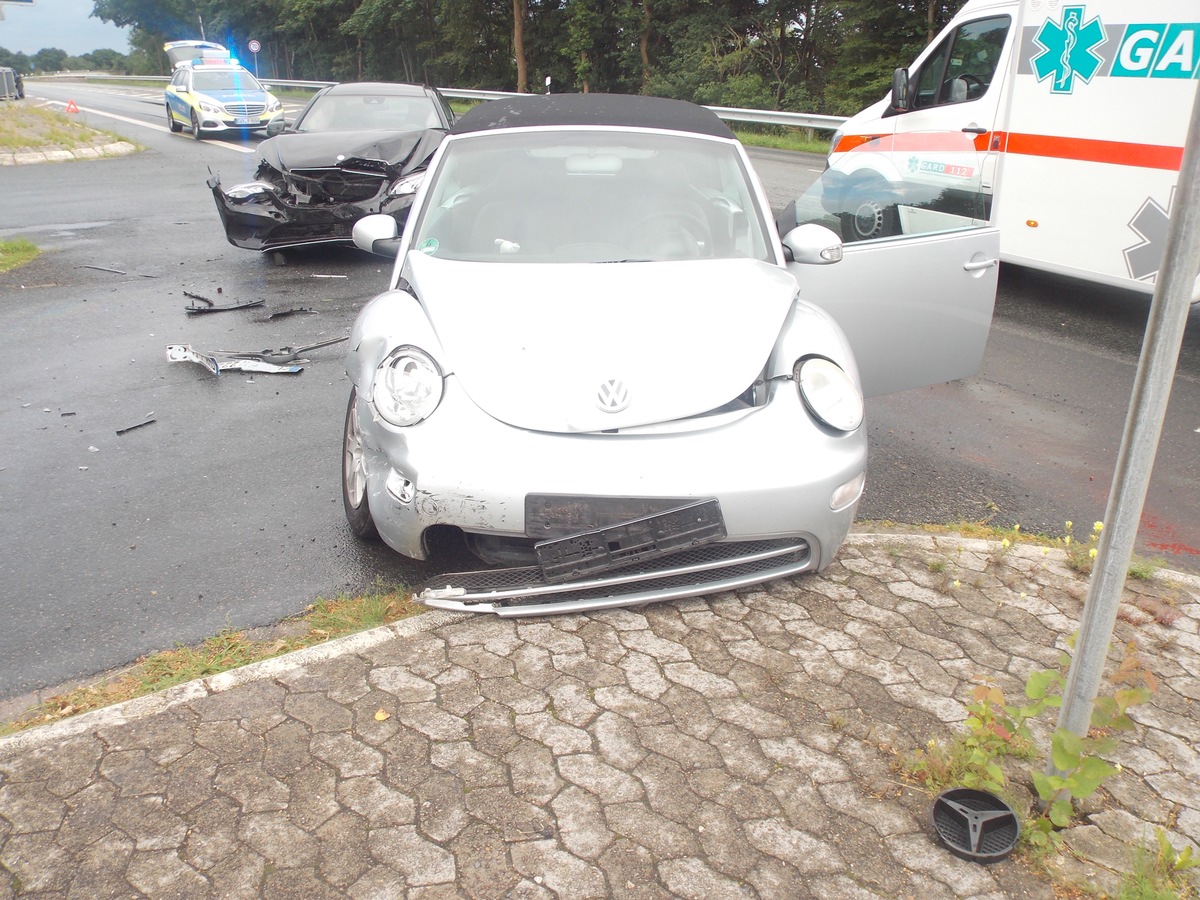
[416,538,814,616]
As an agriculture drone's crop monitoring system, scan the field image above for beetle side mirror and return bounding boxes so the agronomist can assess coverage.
[781,223,843,265]
[353,214,402,258]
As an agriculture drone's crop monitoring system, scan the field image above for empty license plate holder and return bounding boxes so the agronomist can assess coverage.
[535,498,726,583]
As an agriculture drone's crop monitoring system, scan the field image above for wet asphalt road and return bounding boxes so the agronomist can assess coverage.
[1,96,439,699]
[0,85,1197,703]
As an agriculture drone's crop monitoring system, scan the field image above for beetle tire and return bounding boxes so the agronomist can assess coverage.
[342,389,380,541]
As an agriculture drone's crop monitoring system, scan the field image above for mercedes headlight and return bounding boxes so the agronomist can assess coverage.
[267,98,283,112]
[198,100,222,113]
[223,181,279,200]
[372,346,443,426]
[795,357,862,433]
[388,173,424,197]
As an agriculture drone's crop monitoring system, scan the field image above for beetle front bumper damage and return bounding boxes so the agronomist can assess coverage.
[416,536,815,617]
[414,498,816,616]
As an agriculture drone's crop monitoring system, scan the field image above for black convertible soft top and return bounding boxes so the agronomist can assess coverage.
[450,93,735,139]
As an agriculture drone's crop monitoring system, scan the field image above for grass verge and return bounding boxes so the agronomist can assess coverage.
[0,101,127,153]
[0,238,40,273]
[0,583,420,737]
[732,125,832,155]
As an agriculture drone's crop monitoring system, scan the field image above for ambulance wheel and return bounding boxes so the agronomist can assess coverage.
[166,104,182,133]
[840,175,899,242]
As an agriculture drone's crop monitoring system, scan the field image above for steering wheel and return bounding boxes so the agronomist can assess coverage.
[957,72,985,98]
[632,212,711,259]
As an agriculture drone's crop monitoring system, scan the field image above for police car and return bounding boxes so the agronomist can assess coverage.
[163,41,282,141]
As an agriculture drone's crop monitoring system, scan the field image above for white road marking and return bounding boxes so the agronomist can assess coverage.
[45,100,256,153]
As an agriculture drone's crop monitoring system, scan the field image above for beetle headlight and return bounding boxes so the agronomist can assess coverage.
[795,357,863,433]
[388,173,424,197]
[372,346,443,427]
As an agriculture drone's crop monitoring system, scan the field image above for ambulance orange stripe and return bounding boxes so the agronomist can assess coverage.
[835,130,1183,171]
[1000,132,1183,170]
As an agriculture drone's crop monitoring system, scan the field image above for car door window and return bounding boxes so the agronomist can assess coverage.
[913,16,1010,108]
[785,130,989,245]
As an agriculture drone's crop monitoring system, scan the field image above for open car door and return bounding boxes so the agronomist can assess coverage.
[782,129,998,398]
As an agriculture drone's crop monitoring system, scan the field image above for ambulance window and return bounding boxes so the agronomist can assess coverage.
[913,15,1009,109]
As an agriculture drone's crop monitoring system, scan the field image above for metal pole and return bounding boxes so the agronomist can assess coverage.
[1049,84,1200,765]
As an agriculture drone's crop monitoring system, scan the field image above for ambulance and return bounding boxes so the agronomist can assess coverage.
[824,0,1200,300]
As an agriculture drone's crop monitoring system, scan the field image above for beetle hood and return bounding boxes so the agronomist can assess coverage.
[404,253,798,433]
[258,129,445,175]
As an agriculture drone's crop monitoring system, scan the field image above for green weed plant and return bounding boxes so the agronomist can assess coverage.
[904,637,1156,853]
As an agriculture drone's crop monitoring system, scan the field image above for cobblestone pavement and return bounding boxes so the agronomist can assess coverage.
[1,534,1198,899]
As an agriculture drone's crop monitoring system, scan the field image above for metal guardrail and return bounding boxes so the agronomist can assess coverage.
[29,73,848,133]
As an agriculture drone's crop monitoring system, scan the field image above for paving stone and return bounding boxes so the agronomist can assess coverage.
[0,536,1196,899]
[67,829,135,898]
[369,825,456,885]
[592,684,672,726]
[370,666,439,703]
[509,837,608,898]
[658,856,756,899]
[286,762,341,830]
[537,679,598,728]
[634,753,704,822]
[552,784,614,860]
[125,848,209,896]
[617,629,692,662]
[239,809,322,868]
[516,710,594,756]
[111,793,188,851]
[558,753,645,804]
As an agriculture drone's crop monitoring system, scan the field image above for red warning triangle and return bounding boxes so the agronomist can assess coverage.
[64,100,79,114]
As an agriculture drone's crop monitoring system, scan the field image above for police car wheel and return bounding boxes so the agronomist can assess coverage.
[166,104,182,133]
[191,111,204,141]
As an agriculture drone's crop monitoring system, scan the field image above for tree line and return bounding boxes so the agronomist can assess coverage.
[4,0,966,116]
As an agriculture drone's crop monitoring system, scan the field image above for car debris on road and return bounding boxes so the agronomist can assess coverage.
[115,416,156,436]
[183,291,266,314]
[165,336,348,376]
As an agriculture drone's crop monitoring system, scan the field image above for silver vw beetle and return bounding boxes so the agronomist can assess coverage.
[343,94,998,616]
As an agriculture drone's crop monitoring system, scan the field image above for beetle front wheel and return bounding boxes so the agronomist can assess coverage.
[342,389,379,541]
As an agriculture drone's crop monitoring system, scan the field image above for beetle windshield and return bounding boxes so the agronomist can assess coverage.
[410,129,772,263]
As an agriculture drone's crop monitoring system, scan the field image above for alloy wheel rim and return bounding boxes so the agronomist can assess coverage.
[344,400,367,507]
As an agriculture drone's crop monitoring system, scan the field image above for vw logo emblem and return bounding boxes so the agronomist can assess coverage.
[596,378,630,413]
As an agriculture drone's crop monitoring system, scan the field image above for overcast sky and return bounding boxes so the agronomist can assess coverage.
[0,0,132,56]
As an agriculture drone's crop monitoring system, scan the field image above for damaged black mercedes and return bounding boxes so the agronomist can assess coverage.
[207,82,455,252]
